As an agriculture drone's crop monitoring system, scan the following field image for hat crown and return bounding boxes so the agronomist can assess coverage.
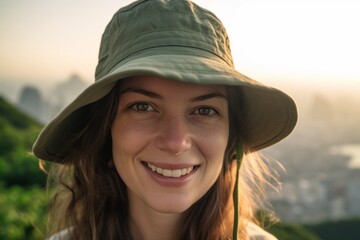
[95,0,234,80]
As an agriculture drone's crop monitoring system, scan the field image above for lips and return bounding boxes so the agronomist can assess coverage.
[145,162,196,178]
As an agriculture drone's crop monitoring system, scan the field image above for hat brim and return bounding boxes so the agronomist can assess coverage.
[33,48,297,162]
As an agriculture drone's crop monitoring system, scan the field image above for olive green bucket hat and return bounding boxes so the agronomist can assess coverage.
[33,0,297,162]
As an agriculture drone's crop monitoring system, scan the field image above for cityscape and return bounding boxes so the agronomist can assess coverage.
[264,91,360,223]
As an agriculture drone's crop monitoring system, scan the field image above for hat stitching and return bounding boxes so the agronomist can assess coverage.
[105,54,241,79]
[98,31,232,79]
[104,46,232,78]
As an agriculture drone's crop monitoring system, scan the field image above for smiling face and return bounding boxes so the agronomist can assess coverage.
[111,76,229,214]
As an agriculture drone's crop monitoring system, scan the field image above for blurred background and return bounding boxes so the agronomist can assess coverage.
[1,0,359,239]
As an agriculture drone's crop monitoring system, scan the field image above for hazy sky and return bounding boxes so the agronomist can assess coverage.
[1,0,359,96]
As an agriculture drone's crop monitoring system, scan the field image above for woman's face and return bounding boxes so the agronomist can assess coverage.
[111,76,229,214]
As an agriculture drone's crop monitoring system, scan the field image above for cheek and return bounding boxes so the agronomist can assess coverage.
[111,118,154,175]
[111,128,141,190]
[111,136,129,180]
[202,124,229,155]
[200,126,229,172]
[111,118,146,156]
[111,121,137,174]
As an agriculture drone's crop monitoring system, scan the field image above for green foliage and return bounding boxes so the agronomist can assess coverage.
[263,213,360,240]
[0,96,49,239]
[256,209,320,240]
[0,118,21,156]
[0,96,41,130]
[304,218,360,240]
[0,96,45,187]
[0,147,47,187]
[268,222,320,240]
[0,185,48,240]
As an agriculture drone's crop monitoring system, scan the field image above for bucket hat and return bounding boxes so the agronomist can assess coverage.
[33,0,297,163]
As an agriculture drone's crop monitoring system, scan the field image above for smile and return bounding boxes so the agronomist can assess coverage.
[146,162,195,178]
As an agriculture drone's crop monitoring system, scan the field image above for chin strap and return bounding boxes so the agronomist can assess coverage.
[232,144,244,240]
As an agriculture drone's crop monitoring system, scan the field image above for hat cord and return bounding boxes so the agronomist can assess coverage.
[232,144,243,240]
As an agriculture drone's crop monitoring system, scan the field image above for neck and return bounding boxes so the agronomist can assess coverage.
[129,194,183,240]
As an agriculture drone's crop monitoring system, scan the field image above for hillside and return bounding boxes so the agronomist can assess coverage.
[0,95,45,187]
[0,95,41,130]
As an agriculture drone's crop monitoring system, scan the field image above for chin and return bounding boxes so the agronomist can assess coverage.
[148,195,197,214]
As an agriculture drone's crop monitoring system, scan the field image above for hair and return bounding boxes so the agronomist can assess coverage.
[43,82,280,240]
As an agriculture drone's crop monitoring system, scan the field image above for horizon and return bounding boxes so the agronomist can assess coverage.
[1,1,359,88]
[1,0,360,104]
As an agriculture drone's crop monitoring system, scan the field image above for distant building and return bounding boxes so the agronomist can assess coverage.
[346,169,360,216]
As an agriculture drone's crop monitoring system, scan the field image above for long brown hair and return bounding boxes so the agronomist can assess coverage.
[44,82,277,240]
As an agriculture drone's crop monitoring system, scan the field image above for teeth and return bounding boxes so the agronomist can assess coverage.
[147,163,194,178]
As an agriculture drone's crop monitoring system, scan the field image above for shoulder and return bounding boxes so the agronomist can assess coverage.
[48,228,72,240]
[49,223,276,240]
[246,222,278,240]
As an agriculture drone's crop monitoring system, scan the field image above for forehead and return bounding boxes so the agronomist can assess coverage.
[121,76,227,95]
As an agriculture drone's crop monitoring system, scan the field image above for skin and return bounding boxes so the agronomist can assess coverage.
[111,76,229,239]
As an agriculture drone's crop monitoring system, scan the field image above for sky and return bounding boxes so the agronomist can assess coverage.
[1,0,359,99]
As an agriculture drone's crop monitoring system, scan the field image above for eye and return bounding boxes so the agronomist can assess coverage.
[130,102,155,112]
[194,106,218,117]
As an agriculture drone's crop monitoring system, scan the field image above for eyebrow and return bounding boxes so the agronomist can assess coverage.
[190,92,228,102]
[121,88,162,99]
[120,88,228,102]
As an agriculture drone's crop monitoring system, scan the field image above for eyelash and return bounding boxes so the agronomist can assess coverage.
[129,102,155,112]
[128,102,219,118]
[192,106,219,117]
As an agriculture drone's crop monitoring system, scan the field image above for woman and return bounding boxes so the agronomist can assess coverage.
[33,0,297,239]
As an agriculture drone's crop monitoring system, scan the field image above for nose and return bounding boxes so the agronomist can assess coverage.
[155,116,192,155]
